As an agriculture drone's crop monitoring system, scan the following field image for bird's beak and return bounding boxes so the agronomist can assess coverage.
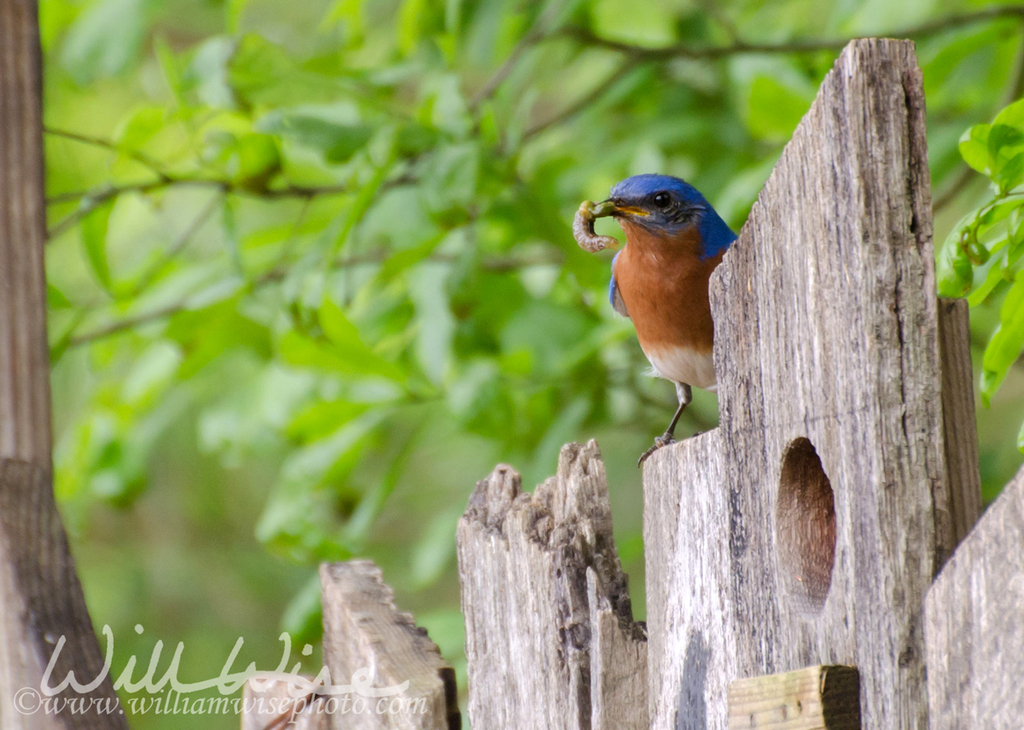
[596,199,649,219]
[612,205,650,218]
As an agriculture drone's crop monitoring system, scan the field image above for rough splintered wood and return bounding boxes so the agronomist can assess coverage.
[587,569,648,730]
[0,2,126,727]
[241,677,328,730]
[319,561,459,730]
[925,463,1024,729]
[727,665,861,730]
[643,40,972,730]
[457,441,647,730]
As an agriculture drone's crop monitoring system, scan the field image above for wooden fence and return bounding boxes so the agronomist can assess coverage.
[2,10,1023,730]
[240,37,1024,730]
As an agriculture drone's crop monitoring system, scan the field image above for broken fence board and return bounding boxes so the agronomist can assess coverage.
[456,441,647,730]
[319,561,459,730]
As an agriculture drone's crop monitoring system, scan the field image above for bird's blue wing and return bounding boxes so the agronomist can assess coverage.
[609,251,629,318]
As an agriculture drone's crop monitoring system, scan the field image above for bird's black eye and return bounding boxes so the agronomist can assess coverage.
[652,192,671,209]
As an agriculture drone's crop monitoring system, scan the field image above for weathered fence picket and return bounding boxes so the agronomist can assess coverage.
[319,562,460,730]
[642,38,976,730]
[456,442,648,730]
[924,462,1024,729]
[0,1,125,727]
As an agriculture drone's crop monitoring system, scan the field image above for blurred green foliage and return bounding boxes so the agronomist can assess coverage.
[938,96,1024,449]
[40,0,1024,727]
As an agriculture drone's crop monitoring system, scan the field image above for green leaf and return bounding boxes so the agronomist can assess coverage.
[967,251,1009,307]
[980,273,1024,403]
[1008,222,1024,269]
[153,35,183,105]
[47,283,73,309]
[277,303,405,381]
[280,572,324,645]
[937,234,973,297]
[408,262,454,385]
[288,400,369,441]
[959,124,990,174]
[976,198,1021,236]
[60,0,147,84]
[221,197,245,275]
[420,143,479,218]
[993,98,1024,130]
[232,133,282,191]
[745,74,813,141]
[377,230,445,282]
[80,201,114,294]
[258,112,372,163]
[115,106,166,152]
[398,0,428,54]
[1018,417,1024,454]
[411,508,461,588]
[226,0,250,34]
[228,34,316,107]
[166,298,272,377]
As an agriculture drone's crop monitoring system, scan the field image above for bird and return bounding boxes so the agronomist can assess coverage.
[574,174,737,466]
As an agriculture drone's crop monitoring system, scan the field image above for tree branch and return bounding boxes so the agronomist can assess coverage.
[130,192,224,297]
[46,176,362,241]
[523,58,642,139]
[63,249,566,349]
[470,0,573,110]
[45,126,171,181]
[560,5,1024,61]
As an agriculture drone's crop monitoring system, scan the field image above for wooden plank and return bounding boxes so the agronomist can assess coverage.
[319,561,459,730]
[643,39,952,730]
[935,297,982,566]
[727,665,861,730]
[587,569,648,730]
[456,441,647,730]
[0,1,126,727]
[241,676,328,730]
[924,463,1024,729]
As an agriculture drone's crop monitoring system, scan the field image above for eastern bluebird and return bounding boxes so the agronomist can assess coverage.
[574,174,737,466]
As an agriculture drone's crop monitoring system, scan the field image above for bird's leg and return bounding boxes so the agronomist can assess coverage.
[638,383,692,467]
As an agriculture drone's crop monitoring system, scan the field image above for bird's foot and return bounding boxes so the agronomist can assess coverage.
[637,434,676,467]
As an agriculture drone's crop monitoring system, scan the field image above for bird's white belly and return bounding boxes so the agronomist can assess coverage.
[642,345,716,390]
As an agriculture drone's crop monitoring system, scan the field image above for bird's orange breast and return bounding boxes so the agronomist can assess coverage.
[612,223,723,386]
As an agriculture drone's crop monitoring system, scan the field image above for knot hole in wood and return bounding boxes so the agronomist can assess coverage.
[775,437,836,615]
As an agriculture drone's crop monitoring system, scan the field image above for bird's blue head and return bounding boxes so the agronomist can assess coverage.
[606,174,736,259]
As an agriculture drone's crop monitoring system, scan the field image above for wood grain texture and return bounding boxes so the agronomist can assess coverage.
[1,0,51,463]
[0,2,126,727]
[924,463,1024,730]
[643,39,955,730]
[0,462,126,729]
[935,297,982,565]
[456,441,647,730]
[587,569,648,730]
[727,665,861,730]
[241,677,328,730]
[319,561,459,730]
